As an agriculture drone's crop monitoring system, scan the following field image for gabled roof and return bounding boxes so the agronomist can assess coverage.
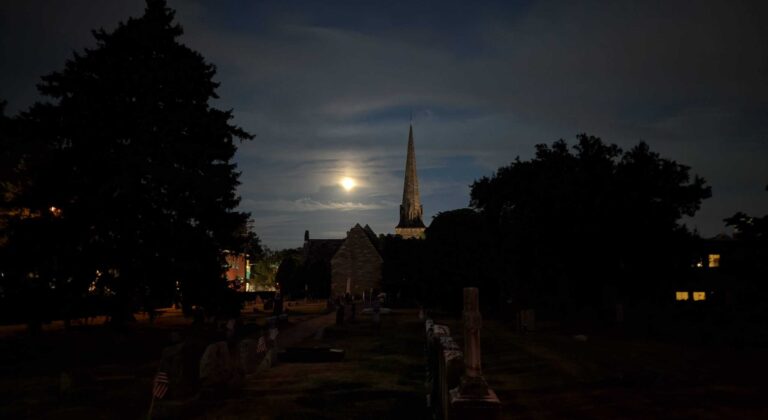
[331,224,384,264]
[303,223,382,265]
[363,224,382,254]
[303,239,344,265]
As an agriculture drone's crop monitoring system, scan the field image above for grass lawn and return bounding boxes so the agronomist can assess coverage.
[433,316,768,419]
[5,303,763,419]
[198,309,427,419]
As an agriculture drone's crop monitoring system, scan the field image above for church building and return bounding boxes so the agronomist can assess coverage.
[298,124,426,298]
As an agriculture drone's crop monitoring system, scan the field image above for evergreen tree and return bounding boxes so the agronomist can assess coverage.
[7,0,253,322]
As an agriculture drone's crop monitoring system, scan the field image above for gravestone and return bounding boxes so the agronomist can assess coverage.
[157,333,207,398]
[440,337,464,420]
[239,339,265,374]
[449,288,501,419]
[427,324,451,409]
[199,341,242,388]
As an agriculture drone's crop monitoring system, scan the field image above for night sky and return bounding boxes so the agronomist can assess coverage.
[2,1,767,249]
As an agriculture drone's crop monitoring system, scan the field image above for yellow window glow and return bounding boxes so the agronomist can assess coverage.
[676,291,689,301]
[693,291,706,301]
[708,254,720,268]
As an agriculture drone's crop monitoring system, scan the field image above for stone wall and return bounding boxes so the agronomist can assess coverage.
[330,224,383,298]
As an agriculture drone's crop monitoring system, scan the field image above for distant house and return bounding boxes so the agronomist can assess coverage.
[675,235,768,305]
[302,224,383,299]
[224,251,250,291]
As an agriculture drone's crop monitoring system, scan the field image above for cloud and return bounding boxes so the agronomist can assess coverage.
[244,198,396,213]
[2,0,767,248]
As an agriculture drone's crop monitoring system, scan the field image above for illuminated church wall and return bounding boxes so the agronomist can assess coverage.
[330,224,383,298]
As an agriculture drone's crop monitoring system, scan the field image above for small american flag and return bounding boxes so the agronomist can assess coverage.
[256,337,267,353]
[152,371,169,399]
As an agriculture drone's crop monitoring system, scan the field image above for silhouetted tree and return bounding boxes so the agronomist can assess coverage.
[470,134,711,322]
[275,250,302,297]
[381,234,426,305]
[421,209,504,312]
[724,185,768,241]
[4,0,253,324]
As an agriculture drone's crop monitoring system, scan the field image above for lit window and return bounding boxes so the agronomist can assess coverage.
[676,291,689,301]
[693,291,706,301]
[708,254,720,268]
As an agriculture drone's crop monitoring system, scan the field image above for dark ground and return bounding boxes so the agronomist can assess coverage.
[1,307,766,419]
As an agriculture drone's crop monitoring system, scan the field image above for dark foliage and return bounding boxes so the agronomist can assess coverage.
[421,209,504,312]
[724,185,768,241]
[0,0,253,325]
[381,234,426,305]
[466,134,710,321]
[275,250,302,297]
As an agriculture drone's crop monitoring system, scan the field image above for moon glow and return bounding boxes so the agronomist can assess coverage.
[340,177,356,192]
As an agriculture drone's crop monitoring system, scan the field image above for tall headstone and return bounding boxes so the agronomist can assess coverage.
[449,288,501,419]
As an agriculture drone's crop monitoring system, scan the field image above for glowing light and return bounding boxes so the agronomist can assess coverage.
[708,254,720,268]
[340,177,356,192]
[676,291,689,301]
[693,291,706,301]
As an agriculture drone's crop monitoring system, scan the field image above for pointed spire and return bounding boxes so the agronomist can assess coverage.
[396,124,425,237]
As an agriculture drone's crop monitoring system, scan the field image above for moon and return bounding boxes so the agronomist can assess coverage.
[340,177,356,192]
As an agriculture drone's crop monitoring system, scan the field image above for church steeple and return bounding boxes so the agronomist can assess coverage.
[395,124,426,239]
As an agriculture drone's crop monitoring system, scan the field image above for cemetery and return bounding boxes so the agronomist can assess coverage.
[2,1,767,418]
[2,290,767,419]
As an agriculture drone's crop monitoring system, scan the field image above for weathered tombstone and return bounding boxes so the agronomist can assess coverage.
[225,318,237,341]
[239,339,263,374]
[199,341,241,388]
[156,332,207,399]
[424,320,435,402]
[427,324,451,409]
[439,337,464,420]
[449,287,501,419]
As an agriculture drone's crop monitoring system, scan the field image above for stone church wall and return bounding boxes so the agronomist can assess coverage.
[330,225,383,298]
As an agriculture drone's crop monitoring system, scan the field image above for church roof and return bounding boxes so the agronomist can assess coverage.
[363,224,382,254]
[303,239,344,265]
[302,223,381,264]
